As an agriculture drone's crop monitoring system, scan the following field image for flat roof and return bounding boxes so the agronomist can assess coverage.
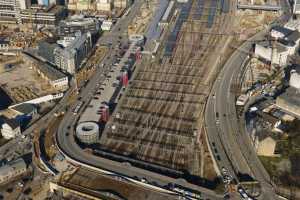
[278,87,300,107]
[22,52,66,81]
[285,30,300,42]
[39,62,66,80]
[11,103,36,115]
[22,5,65,14]
[272,25,293,36]
[0,159,26,178]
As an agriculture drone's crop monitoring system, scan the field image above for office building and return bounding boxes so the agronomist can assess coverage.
[38,32,92,74]
[54,32,92,74]
[58,16,100,37]
[20,5,67,26]
[0,159,27,185]
[0,0,22,23]
[96,0,112,11]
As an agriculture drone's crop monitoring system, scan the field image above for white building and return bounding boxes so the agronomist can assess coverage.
[101,20,113,31]
[0,116,21,140]
[19,0,31,10]
[96,0,112,11]
[54,32,92,74]
[254,30,300,67]
[289,70,300,89]
[294,0,300,15]
[0,158,27,184]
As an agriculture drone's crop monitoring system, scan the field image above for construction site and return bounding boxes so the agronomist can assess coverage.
[92,0,233,181]
[0,55,59,104]
[52,167,177,200]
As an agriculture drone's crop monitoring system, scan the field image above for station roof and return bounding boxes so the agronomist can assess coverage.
[11,103,36,115]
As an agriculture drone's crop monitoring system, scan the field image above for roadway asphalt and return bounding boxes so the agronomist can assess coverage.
[204,26,290,200]
[205,1,292,199]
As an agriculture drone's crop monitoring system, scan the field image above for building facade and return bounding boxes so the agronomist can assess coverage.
[58,16,100,37]
[54,32,93,74]
[0,159,27,185]
[23,52,69,90]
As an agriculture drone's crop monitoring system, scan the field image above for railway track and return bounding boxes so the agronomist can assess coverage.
[99,0,233,175]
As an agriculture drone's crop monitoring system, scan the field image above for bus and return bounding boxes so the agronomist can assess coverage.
[73,101,83,115]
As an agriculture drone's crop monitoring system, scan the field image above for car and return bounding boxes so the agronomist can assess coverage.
[216,155,221,161]
[93,97,99,100]
[66,132,70,136]
[141,178,147,183]
[238,187,248,199]
[18,182,24,187]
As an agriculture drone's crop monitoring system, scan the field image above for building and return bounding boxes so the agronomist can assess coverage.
[38,37,59,64]
[276,87,300,118]
[0,0,21,23]
[10,103,37,116]
[68,0,94,10]
[254,29,300,67]
[101,20,112,31]
[294,0,300,15]
[0,115,21,140]
[96,0,112,11]
[33,62,69,90]
[0,38,10,50]
[20,5,67,26]
[0,1,67,25]
[76,122,99,144]
[58,16,100,40]
[159,0,175,27]
[0,158,27,185]
[23,52,69,90]
[54,32,93,74]
[38,0,49,6]
[19,0,31,10]
[254,43,289,66]
[114,0,132,8]
[38,32,93,74]
[270,26,293,40]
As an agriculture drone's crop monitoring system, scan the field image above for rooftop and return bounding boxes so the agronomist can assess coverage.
[0,115,19,129]
[0,158,26,179]
[39,62,67,80]
[10,103,36,115]
[22,52,67,81]
[285,30,300,42]
[22,5,66,15]
[272,25,293,36]
[278,87,300,107]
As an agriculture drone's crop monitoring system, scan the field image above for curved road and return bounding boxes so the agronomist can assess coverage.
[205,2,291,197]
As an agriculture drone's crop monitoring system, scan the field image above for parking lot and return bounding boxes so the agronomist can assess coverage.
[78,43,137,124]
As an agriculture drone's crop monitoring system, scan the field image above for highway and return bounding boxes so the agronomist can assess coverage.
[205,2,291,198]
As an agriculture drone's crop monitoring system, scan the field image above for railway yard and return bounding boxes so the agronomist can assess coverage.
[98,0,233,179]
